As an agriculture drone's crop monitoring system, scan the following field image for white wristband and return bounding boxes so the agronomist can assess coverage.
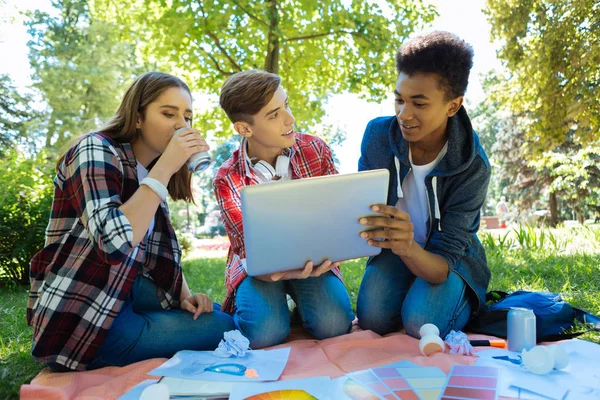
[140,177,168,201]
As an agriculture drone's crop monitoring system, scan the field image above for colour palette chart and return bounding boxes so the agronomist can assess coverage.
[347,360,447,400]
[245,389,317,400]
[439,365,499,400]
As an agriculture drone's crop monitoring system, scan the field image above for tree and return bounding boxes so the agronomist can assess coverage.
[471,102,503,215]
[483,1,600,223]
[25,0,147,149]
[529,132,600,223]
[491,110,559,222]
[470,73,504,156]
[0,75,46,155]
[485,0,600,152]
[475,72,600,225]
[0,149,54,285]
[92,0,437,137]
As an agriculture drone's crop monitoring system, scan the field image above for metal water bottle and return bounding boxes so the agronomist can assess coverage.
[174,127,211,172]
[507,307,537,352]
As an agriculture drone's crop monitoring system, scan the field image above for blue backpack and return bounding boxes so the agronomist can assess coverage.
[467,291,600,341]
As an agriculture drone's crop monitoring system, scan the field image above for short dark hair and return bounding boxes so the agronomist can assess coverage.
[395,31,474,100]
[219,70,281,124]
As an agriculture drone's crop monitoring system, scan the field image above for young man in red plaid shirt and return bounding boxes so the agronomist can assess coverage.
[214,70,354,348]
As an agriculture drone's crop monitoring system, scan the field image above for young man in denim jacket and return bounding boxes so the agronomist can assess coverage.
[356,31,492,338]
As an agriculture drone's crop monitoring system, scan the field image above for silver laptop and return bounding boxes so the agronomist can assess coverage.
[241,169,390,276]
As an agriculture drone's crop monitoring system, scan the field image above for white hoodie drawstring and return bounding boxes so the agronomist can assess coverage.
[395,157,404,199]
[432,176,442,231]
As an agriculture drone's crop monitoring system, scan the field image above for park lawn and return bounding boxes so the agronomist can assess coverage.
[1,226,599,399]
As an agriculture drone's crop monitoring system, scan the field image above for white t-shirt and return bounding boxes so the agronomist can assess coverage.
[395,143,448,246]
[136,161,155,235]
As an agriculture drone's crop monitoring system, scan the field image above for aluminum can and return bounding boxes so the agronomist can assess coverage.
[507,307,536,352]
[174,127,211,172]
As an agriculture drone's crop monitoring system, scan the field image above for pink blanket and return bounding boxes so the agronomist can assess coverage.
[21,330,495,400]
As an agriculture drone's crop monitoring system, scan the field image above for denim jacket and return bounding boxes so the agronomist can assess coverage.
[358,106,492,312]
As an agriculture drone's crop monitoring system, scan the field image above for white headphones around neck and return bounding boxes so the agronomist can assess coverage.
[253,155,290,181]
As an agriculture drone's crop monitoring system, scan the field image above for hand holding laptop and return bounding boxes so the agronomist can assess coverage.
[241,169,390,277]
[255,260,341,282]
[360,204,415,256]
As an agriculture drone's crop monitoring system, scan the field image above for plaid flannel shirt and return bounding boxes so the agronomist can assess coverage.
[213,133,343,314]
[27,133,182,371]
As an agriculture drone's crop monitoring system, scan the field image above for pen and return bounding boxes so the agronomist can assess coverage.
[470,339,506,348]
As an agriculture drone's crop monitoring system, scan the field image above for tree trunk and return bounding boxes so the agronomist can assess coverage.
[264,0,280,73]
[45,111,56,148]
[549,191,558,226]
[576,190,587,224]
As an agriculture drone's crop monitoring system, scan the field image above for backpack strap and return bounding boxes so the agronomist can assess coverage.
[541,307,600,342]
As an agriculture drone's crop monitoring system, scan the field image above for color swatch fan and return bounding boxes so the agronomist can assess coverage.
[440,365,499,400]
[347,360,447,400]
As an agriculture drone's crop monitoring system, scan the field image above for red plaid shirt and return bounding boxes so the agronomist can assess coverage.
[27,133,183,370]
[214,133,343,313]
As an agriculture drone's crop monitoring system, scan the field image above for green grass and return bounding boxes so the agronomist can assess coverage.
[0,287,42,400]
[1,225,599,398]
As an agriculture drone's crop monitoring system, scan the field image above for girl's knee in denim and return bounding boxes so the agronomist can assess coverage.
[235,310,290,348]
[234,277,290,348]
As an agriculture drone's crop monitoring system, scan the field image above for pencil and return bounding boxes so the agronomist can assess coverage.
[470,339,506,348]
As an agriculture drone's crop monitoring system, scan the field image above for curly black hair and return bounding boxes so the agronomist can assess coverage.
[396,31,474,100]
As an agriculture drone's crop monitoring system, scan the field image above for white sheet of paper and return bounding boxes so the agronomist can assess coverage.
[228,376,332,400]
[560,338,600,357]
[565,392,600,400]
[475,341,600,400]
[555,340,600,398]
[474,354,556,400]
[149,348,291,382]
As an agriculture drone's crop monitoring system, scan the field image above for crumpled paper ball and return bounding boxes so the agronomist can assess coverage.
[213,330,251,358]
[444,330,474,356]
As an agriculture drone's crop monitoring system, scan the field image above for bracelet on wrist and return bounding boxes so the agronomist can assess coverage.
[140,177,168,201]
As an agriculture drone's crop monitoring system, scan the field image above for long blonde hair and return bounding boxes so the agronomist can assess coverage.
[57,72,195,202]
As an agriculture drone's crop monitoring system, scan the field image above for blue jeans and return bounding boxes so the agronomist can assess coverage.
[357,249,472,338]
[81,276,235,370]
[234,271,354,348]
